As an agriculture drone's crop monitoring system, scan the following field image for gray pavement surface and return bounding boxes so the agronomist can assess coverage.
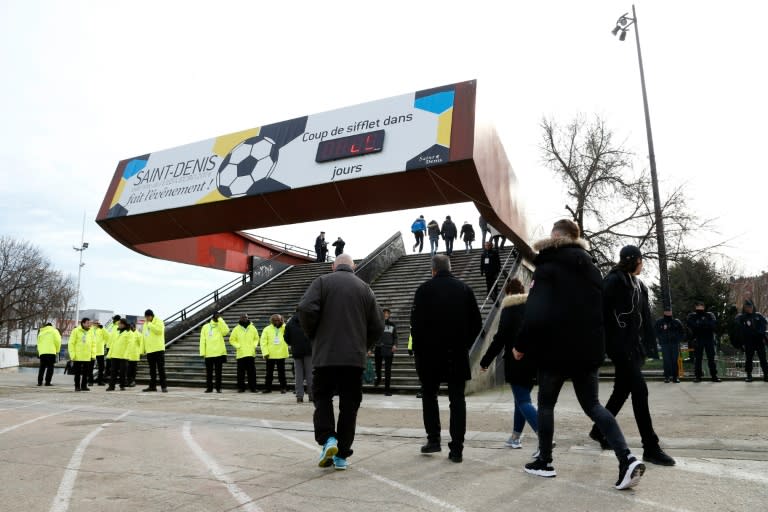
[1,367,767,512]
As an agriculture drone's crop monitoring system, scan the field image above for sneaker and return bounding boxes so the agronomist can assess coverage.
[332,455,348,470]
[420,442,441,454]
[524,459,556,478]
[505,436,522,449]
[643,447,676,466]
[672,377,681,383]
[318,436,338,468]
[745,375,753,383]
[664,377,670,383]
[448,452,463,463]
[711,377,722,383]
[615,456,645,490]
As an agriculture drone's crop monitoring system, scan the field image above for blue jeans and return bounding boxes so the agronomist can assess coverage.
[511,384,538,433]
[429,238,439,254]
[660,342,679,379]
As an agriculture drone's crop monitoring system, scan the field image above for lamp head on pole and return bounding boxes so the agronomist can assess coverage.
[611,11,635,40]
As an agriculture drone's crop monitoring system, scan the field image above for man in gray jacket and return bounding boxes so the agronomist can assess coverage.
[299,253,384,471]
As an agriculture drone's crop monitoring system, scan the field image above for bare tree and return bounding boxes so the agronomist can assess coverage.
[540,115,718,270]
[0,236,77,345]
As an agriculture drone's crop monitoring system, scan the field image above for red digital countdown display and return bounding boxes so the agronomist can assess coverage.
[315,130,385,163]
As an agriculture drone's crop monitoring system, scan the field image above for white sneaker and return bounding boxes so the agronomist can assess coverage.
[505,436,522,449]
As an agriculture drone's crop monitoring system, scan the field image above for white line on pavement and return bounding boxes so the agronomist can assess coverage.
[0,407,73,435]
[0,400,41,412]
[260,420,468,512]
[181,421,263,512]
[49,410,131,512]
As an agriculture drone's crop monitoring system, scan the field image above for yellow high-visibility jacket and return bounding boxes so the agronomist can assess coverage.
[109,329,132,360]
[37,325,62,356]
[68,326,94,362]
[125,330,142,362]
[200,318,230,357]
[260,324,288,359]
[229,323,259,359]
[142,317,165,354]
[92,327,107,357]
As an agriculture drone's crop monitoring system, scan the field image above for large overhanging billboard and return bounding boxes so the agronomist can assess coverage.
[105,85,456,219]
[97,80,531,271]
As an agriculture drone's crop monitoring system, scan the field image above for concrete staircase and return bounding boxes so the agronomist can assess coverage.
[136,246,515,392]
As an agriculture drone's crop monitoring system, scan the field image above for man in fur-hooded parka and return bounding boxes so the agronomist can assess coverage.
[515,234,605,372]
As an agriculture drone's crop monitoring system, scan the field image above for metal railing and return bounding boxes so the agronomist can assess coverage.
[471,247,522,353]
[244,233,334,262]
[164,264,293,346]
[164,273,252,326]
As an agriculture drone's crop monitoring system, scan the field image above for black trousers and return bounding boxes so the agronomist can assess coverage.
[126,361,137,384]
[694,340,718,378]
[147,351,167,389]
[72,361,89,390]
[265,358,287,390]
[88,355,105,385]
[374,347,393,391]
[205,356,226,391]
[108,358,127,389]
[485,272,499,300]
[538,368,629,464]
[745,342,768,376]
[445,238,454,255]
[413,231,424,252]
[660,342,679,379]
[421,377,466,454]
[589,356,660,450]
[312,366,363,459]
[38,354,56,385]
[237,356,258,391]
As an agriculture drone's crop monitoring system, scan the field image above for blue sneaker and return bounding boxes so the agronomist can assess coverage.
[318,436,338,468]
[332,455,348,470]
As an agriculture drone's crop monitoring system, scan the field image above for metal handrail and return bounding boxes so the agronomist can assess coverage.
[245,233,335,262]
[165,264,294,346]
[355,231,401,273]
[479,247,520,312]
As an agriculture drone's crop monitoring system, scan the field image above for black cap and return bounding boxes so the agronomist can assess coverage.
[144,309,154,317]
[619,245,642,262]
[112,315,121,322]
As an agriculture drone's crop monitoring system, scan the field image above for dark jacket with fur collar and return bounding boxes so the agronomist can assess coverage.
[480,294,536,386]
[603,269,657,363]
[516,236,605,372]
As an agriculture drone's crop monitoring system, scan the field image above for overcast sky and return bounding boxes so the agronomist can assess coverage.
[1,0,765,321]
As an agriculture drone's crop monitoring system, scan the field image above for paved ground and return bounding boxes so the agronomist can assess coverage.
[1,367,767,512]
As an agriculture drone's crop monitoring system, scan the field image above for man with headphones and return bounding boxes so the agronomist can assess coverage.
[588,245,676,467]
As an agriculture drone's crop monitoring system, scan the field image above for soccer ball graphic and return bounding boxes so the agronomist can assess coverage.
[216,136,279,197]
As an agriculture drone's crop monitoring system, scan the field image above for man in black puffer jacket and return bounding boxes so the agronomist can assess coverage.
[734,299,768,382]
[588,245,675,467]
[514,220,644,490]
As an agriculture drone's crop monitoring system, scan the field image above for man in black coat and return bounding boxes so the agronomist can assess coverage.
[655,311,685,383]
[513,220,644,490]
[285,311,313,402]
[314,231,328,262]
[332,237,346,257]
[411,255,481,463]
[686,301,721,382]
[480,241,501,301]
[588,245,675,466]
[733,299,768,382]
[440,216,458,256]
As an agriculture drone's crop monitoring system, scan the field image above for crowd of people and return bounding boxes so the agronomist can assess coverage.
[410,215,506,256]
[34,217,767,492]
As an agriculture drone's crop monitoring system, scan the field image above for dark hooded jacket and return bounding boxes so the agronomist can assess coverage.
[603,268,657,363]
[686,310,717,345]
[654,316,685,346]
[441,219,457,241]
[733,305,768,349]
[480,294,536,386]
[460,223,475,242]
[515,236,605,372]
[284,315,312,358]
[427,220,441,241]
[411,270,482,382]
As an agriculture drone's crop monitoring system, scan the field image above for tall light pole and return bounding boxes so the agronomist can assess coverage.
[613,5,672,311]
[73,213,89,326]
